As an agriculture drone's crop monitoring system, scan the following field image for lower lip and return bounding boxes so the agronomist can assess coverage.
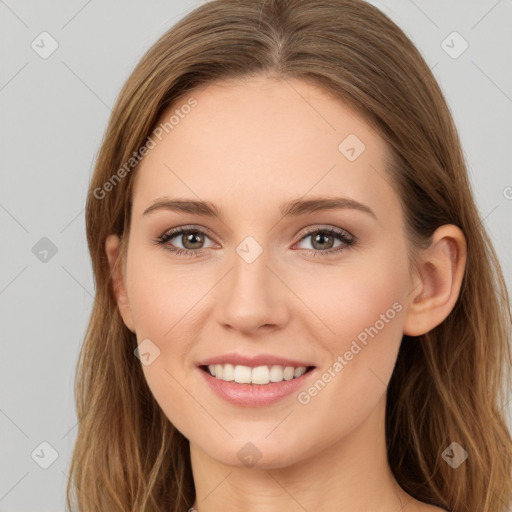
[198,367,316,407]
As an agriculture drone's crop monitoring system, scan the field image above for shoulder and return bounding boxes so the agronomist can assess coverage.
[400,490,449,512]
[416,504,449,512]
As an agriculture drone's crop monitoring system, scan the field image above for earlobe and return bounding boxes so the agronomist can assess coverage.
[105,234,135,333]
[403,225,467,337]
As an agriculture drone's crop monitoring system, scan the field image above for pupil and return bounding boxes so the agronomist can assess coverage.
[314,233,333,250]
[184,231,203,249]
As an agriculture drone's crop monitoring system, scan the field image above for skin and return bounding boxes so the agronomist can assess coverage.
[106,75,466,512]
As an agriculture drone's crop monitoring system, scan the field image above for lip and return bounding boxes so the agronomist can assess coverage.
[197,364,317,407]
[196,352,316,368]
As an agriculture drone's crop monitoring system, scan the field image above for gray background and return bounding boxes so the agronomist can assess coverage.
[1,1,511,510]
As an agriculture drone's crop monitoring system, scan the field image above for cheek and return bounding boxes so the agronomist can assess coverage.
[125,248,201,433]
[333,267,406,349]
[125,244,199,339]
[290,245,408,414]
[261,259,409,465]
[292,246,409,353]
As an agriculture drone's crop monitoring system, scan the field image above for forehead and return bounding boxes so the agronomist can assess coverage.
[132,76,398,221]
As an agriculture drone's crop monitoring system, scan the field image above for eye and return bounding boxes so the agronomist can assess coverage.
[155,225,355,258]
[154,226,216,257]
[294,227,355,257]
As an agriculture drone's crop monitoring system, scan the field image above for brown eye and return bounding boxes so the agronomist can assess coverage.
[295,227,354,256]
[155,226,216,256]
[310,232,336,250]
[179,230,206,250]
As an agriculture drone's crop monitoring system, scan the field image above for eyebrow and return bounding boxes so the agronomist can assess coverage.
[142,196,376,219]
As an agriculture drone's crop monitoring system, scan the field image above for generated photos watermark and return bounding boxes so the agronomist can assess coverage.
[93,96,197,200]
[297,301,403,405]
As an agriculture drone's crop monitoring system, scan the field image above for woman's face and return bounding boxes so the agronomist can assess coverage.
[115,76,415,467]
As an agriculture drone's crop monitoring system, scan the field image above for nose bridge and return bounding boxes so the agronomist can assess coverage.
[217,238,289,332]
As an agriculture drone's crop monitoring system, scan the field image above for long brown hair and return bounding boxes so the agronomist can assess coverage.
[66,1,512,510]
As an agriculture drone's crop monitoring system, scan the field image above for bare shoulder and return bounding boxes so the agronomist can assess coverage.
[399,489,449,512]
[416,503,449,512]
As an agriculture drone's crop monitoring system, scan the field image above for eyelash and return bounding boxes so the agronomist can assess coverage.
[154,226,355,258]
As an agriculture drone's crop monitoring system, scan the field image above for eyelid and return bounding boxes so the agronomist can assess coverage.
[157,225,353,243]
[295,224,354,241]
[158,224,214,238]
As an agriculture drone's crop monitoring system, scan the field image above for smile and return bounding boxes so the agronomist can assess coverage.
[201,364,314,385]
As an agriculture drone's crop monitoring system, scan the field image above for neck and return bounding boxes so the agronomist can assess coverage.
[188,395,416,512]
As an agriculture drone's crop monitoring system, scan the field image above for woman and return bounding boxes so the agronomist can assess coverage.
[66,1,512,511]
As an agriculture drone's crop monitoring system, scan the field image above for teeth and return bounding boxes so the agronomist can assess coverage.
[222,363,235,381]
[252,365,270,385]
[234,365,252,384]
[294,367,307,378]
[283,366,295,380]
[206,364,310,384]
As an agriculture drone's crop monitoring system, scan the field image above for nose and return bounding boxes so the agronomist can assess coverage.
[216,246,291,335]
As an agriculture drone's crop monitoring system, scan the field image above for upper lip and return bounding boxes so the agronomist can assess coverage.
[197,352,316,368]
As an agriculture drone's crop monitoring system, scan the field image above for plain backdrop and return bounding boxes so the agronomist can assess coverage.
[1,1,511,510]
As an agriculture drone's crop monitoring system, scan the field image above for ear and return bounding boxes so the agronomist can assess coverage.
[105,234,135,333]
[403,224,467,336]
